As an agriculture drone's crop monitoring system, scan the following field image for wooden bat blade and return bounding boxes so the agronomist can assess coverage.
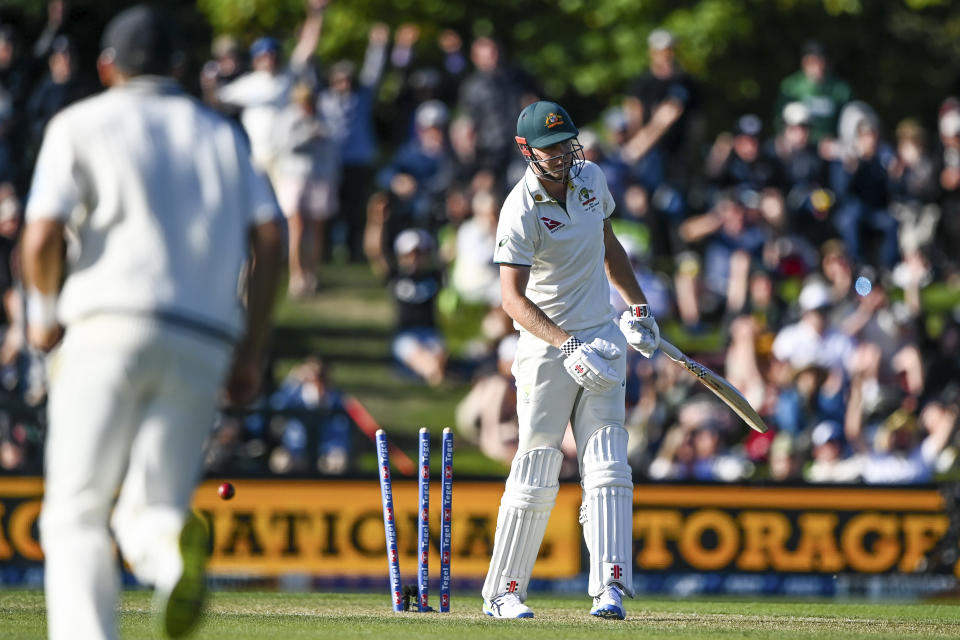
[658,339,769,434]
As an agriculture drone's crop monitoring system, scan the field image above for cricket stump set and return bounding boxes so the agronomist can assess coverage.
[373,342,763,613]
[376,427,453,612]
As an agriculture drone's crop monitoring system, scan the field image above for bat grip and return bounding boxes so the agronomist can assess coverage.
[657,339,684,363]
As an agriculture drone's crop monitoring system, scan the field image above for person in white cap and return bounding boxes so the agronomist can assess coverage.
[389,228,447,385]
[805,419,864,483]
[771,101,827,217]
[21,6,283,639]
[483,100,659,620]
[771,277,854,372]
[376,99,452,224]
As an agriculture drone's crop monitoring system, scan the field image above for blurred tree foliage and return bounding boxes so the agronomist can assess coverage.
[195,0,960,134]
[1,0,958,135]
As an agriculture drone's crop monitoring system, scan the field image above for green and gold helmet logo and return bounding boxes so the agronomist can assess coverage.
[545,112,564,129]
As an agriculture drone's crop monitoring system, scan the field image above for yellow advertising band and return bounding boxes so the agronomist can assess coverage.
[0,479,952,579]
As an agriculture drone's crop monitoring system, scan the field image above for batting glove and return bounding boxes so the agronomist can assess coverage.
[619,303,660,358]
[561,336,622,393]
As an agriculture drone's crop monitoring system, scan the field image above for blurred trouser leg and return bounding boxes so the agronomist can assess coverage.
[481,330,576,602]
[868,208,900,269]
[833,201,864,265]
[337,164,373,263]
[40,339,143,640]
[112,335,229,593]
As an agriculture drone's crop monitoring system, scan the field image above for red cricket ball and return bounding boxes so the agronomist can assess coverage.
[218,481,235,500]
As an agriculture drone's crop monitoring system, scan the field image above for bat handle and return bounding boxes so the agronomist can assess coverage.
[657,339,684,363]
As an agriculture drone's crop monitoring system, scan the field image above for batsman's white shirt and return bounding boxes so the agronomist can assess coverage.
[26,76,279,339]
[494,161,617,332]
[493,160,625,457]
[484,160,634,603]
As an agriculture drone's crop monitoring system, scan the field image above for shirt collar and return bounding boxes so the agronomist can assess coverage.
[115,75,183,96]
[523,165,579,204]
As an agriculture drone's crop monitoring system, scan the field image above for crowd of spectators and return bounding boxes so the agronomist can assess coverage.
[0,2,956,484]
[0,1,93,472]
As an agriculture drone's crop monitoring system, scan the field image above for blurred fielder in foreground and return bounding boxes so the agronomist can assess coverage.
[483,101,659,620]
[21,6,283,639]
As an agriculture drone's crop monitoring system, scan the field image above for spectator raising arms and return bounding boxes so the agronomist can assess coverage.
[319,22,389,262]
[622,28,701,191]
[271,82,340,298]
[217,1,326,171]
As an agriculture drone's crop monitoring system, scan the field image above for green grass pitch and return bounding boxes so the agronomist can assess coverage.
[3,590,960,639]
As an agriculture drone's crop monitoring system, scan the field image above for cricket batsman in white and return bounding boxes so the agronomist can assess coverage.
[21,6,283,639]
[482,100,660,619]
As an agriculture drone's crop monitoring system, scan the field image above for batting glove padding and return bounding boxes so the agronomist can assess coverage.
[619,304,660,358]
[561,336,622,393]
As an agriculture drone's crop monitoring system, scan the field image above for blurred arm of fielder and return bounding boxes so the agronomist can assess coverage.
[21,218,65,351]
[225,219,284,405]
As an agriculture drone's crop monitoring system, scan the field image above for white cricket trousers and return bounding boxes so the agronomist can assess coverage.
[40,316,232,640]
[513,320,627,460]
[482,320,630,600]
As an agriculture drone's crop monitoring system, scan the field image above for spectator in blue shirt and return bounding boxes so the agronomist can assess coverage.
[267,357,354,475]
[770,102,829,240]
[376,100,452,227]
[318,23,389,261]
[26,36,91,158]
[702,192,768,302]
[830,116,899,269]
[705,115,781,194]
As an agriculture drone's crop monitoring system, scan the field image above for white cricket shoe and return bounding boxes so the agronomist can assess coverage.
[590,584,625,620]
[483,592,534,619]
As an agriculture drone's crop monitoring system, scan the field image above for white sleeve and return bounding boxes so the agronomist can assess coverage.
[247,166,281,225]
[771,326,793,363]
[236,132,281,226]
[920,435,940,465]
[217,74,253,107]
[493,199,539,267]
[25,115,82,222]
[592,163,616,220]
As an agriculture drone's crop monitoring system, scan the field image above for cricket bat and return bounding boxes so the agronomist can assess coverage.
[659,339,768,434]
